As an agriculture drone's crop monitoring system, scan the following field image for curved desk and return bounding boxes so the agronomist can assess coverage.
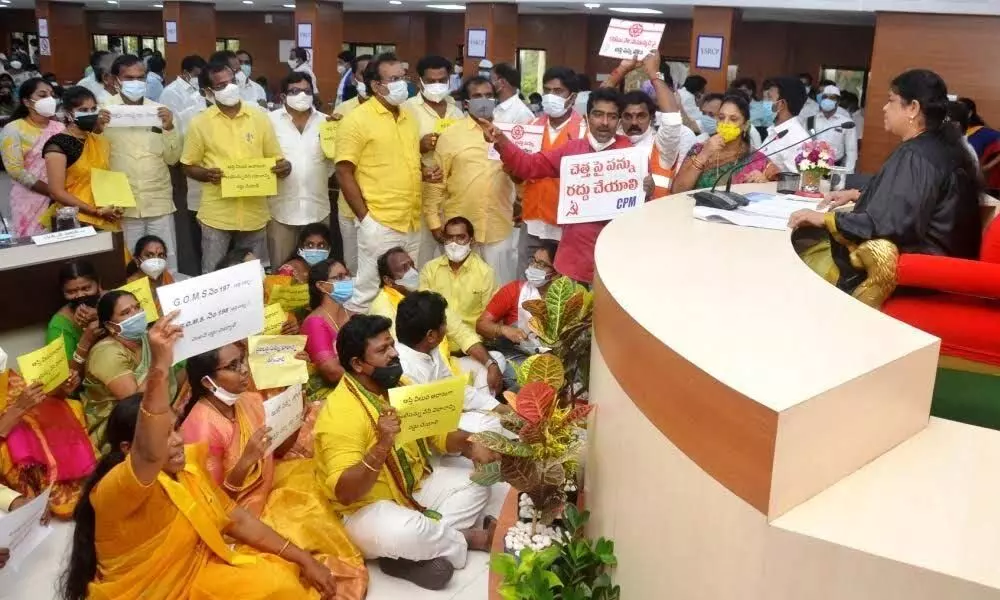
[588,184,1000,599]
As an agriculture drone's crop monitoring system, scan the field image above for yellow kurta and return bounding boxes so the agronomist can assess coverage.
[419,253,498,338]
[370,286,482,353]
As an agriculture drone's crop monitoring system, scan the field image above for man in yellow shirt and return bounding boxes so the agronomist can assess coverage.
[335,52,422,313]
[331,54,372,275]
[181,61,290,273]
[313,315,498,590]
[425,77,517,285]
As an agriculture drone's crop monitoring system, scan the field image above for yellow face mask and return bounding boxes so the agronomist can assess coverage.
[717,122,743,143]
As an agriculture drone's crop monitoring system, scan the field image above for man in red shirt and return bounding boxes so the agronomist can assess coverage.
[479,87,632,284]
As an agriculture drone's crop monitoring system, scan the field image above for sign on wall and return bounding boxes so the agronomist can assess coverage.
[297,23,312,49]
[695,35,724,70]
[37,18,48,38]
[467,28,487,58]
[165,21,178,43]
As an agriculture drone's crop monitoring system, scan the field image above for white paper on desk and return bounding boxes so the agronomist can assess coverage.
[106,104,161,128]
[0,488,52,573]
[693,206,788,230]
[741,197,822,220]
[263,384,304,453]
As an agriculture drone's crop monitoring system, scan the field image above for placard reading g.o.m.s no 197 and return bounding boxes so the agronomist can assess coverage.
[155,260,265,363]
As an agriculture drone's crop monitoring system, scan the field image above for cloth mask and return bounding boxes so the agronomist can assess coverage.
[286,92,314,112]
[73,110,100,132]
[381,80,409,106]
[114,312,148,341]
[468,97,496,120]
[587,132,615,152]
[541,94,569,118]
[33,96,58,118]
[698,115,718,135]
[68,294,100,309]
[205,376,240,406]
[444,242,471,263]
[394,267,420,292]
[337,64,346,76]
[213,83,241,107]
[422,82,450,103]
[120,80,146,101]
[525,266,550,288]
[626,127,652,146]
[186,75,200,88]
[368,358,404,389]
[140,258,167,279]
[717,122,743,143]
[356,81,368,99]
[298,247,329,265]
[240,64,252,78]
[328,279,354,304]
[820,98,838,113]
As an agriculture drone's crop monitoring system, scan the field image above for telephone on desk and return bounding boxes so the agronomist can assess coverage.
[692,190,748,211]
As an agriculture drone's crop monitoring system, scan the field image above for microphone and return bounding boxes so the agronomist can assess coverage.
[693,121,856,210]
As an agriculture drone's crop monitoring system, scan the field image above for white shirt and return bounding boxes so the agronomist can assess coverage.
[159,76,204,128]
[175,95,209,211]
[631,112,683,170]
[396,342,500,413]
[763,117,811,173]
[799,97,820,122]
[267,106,332,226]
[853,110,865,140]
[804,111,858,172]
[676,126,698,171]
[494,93,534,125]
[678,88,703,126]
[77,74,111,104]
[241,79,268,105]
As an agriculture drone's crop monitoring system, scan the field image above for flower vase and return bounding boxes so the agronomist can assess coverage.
[798,170,824,198]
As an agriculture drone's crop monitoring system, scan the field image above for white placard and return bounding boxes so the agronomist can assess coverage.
[155,260,265,363]
[31,226,96,246]
[39,38,51,57]
[557,147,648,225]
[37,18,48,38]
[488,123,544,160]
[263,384,304,453]
[599,19,665,60]
[0,488,51,575]
[297,23,312,48]
[695,35,724,70]
[467,28,487,59]
[165,21,178,44]
[106,104,161,128]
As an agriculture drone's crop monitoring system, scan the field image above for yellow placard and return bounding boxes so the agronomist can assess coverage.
[16,337,69,393]
[319,121,339,159]
[434,117,457,134]
[221,158,278,198]
[263,303,287,335]
[248,335,308,390]
[117,277,159,323]
[91,168,137,208]
[269,283,310,312]
[388,376,464,447]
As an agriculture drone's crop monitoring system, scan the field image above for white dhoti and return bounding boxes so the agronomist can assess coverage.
[342,464,491,569]
[478,230,519,287]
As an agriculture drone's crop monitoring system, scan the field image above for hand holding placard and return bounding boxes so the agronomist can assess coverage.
[557,147,648,224]
[262,384,305,452]
[599,19,666,60]
[388,376,464,447]
[221,158,278,197]
[91,169,137,208]
[16,338,68,393]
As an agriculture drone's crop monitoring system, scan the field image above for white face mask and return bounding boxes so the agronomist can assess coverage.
[9,61,22,71]
[33,96,58,118]
[394,267,420,292]
[626,127,653,145]
[337,64,346,75]
[186,74,199,88]
[381,80,409,107]
[525,266,549,288]
[235,70,249,86]
[587,132,615,152]
[139,257,167,279]
[204,375,240,406]
[286,91,313,112]
[422,82,450,103]
[289,58,300,69]
[444,242,471,263]
[542,93,569,118]
[356,81,368,99]
[213,83,241,107]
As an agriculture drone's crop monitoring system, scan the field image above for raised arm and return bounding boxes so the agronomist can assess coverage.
[130,312,183,485]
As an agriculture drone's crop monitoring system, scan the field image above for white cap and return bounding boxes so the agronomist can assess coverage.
[479,59,494,69]
[947,94,958,102]
[822,85,841,97]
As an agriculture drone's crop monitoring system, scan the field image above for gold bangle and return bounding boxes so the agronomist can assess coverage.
[361,457,379,472]
[139,404,171,418]
[690,156,706,171]
[277,539,291,558]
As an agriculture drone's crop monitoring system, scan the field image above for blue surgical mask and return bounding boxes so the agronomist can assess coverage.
[114,311,147,341]
[749,100,776,127]
[120,80,146,101]
[328,279,354,304]
[240,64,252,78]
[298,247,329,266]
[820,98,837,113]
[697,115,718,135]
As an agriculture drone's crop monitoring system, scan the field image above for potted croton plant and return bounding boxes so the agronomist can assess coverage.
[795,140,837,197]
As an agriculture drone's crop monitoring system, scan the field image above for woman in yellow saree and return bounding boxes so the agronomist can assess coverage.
[178,342,368,600]
[61,315,338,600]
[42,85,122,231]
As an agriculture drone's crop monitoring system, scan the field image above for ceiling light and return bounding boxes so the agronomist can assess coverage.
[426,3,464,8]
[153,3,163,6]
[608,7,662,14]
[242,0,253,4]
[106,0,118,4]
[283,3,294,6]
[389,1,402,4]
[584,3,600,7]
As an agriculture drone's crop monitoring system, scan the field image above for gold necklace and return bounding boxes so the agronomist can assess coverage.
[322,304,345,330]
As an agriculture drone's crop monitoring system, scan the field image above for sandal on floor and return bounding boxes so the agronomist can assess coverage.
[378,556,455,590]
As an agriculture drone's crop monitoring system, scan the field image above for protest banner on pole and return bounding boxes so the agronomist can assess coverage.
[598,19,666,60]
[155,260,265,363]
[388,376,464,447]
[556,147,648,224]
[16,338,68,393]
[248,335,308,390]
[262,384,304,453]
[487,123,544,160]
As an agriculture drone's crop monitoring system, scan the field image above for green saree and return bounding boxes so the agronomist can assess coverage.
[46,312,82,361]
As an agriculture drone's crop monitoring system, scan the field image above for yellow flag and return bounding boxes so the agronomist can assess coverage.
[269,283,310,312]
[117,277,159,323]
[263,303,287,335]
[17,337,69,393]
[248,335,308,390]
[91,168,137,207]
[319,121,339,159]
[388,376,464,447]
[221,158,278,197]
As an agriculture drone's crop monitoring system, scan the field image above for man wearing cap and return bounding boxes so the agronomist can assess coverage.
[803,85,858,171]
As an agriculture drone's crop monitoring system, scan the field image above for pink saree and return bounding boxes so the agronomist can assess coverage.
[10,119,64,237]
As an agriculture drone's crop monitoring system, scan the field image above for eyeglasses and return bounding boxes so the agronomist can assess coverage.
[528,259,555,273]
[379,75,410,84]
[217,356,248,373]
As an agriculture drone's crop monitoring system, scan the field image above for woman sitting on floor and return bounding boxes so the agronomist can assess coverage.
[300,258,353,404]
[126,234,175,288]
[275,222,335,285]
[61,314,338,600]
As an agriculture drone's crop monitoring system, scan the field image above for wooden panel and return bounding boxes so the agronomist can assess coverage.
[217,11,293,99]
[87,10,161,35]
[860,12,1000,173]
[163,2,217,83]
[343,12,427,66]
[462,3,518,76]
[35,1,89,82]
[518,14,589,75]
[732,22,873,85]
[295,0,343,102]
[689,7,736,93]
[425,13,464,61]
[592,273,778,514]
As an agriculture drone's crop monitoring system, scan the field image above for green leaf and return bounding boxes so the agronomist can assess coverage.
[545,277,577,339]
[543,571,563,588]
[498,586,520,600]
[517,353,566,389]
[469,431,534,457]
[491,552,517,578]
[498,410,527,432]
[471,461,503,486]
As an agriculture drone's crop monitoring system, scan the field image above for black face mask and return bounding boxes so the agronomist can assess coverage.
[75,114,100,132]
[369,358,403,389]
[68,293,100,309]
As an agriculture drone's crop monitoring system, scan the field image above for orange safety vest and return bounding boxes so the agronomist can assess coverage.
[649,145,675,199]
[521,113,587,225]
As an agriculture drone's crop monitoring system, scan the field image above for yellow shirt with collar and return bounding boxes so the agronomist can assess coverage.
[370,285,483,354]
[335,98,422,233]
[102,95,182,219]
[333,96,363,221]
[424,117,515,244]
[180,102,283,231]
[419,253,497,340]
